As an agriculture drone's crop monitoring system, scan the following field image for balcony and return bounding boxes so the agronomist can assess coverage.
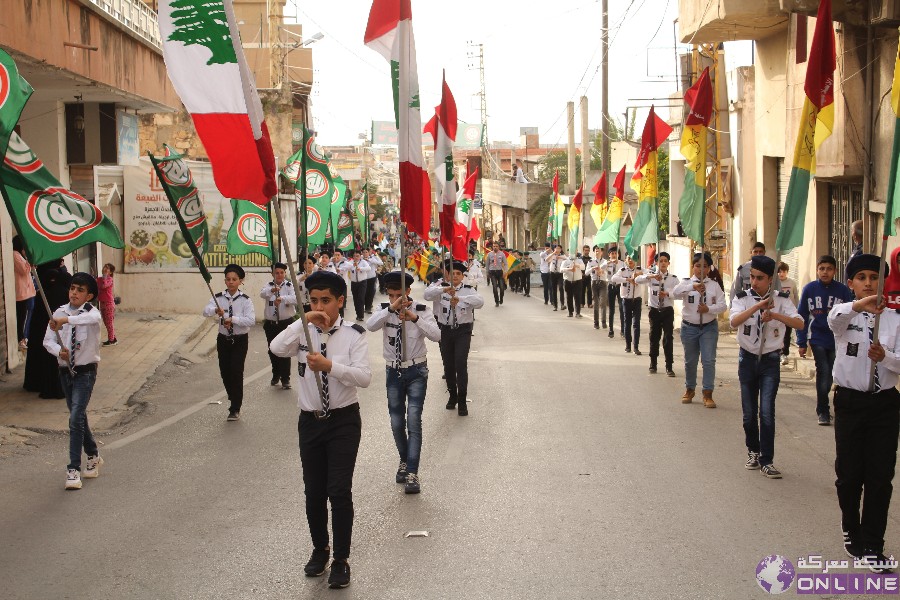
[85,0,162,50]
[481,179,551,212]
[678,0,789,43]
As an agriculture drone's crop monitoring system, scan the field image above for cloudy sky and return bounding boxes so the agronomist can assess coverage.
[285,0,751,147]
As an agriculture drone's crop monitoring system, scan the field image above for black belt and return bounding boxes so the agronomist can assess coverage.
[61,363,97,374]
[265,319,294,325]
[739,348,781,358]
[682,320,715,327]
[301,402,359,420]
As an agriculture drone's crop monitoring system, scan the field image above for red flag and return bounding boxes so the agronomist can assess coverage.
[591,171,607,206]
[572,182,584,212]
[552,169,559,196]
[633,106,673,172]
[613,164,626,199]
[684,67,713,127]
[806,0,836,111]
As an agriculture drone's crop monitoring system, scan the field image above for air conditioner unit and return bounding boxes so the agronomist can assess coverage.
[871,0,900,25]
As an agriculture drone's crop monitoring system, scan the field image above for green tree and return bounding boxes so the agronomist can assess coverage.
[528,192,553,244]
[537,152,582,186]
[168,0,237,65]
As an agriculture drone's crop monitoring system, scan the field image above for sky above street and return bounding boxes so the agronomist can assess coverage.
[285,0,752,148]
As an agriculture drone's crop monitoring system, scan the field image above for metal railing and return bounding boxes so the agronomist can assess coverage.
[87,0,162,50]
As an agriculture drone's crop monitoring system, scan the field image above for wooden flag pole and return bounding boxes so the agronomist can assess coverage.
[868,239,889,391]
[30,266,74,376]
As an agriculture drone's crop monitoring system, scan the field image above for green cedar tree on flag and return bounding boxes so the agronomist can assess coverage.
[157,0,277,205]
[148,145,212,282]
[453,165,480,261]
[678,67,713,247]
[423,71,458,248]
[628,106,673,249]
[0,49,33,159]
[226,199,273,260]
[594,165,626,245]
[1,131,124,265]
[775,0,835,253]
[365,0,432,238]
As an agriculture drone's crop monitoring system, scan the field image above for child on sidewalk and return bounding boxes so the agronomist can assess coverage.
[96,263,117,346]
[43,272,104,490]
[269,270,372,589]
[203,264,256,421]
[777,262,799,365]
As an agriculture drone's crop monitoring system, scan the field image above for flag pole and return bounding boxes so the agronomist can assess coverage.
[868,237,889,390]
[397,219,407,362]
[30,266,74,376]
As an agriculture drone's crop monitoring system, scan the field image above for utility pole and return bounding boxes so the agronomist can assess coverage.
[567,101,576,194]
[467,42,489,178]
[601,0,610,192]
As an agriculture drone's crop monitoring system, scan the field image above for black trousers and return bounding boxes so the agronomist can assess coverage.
[364,277,377,312]
[581,275,591,307]
[298,404,362,561]
[549,272,563,308]
[564,279,583,315]
[522,269,531,296]
[216,333,248,412]
[350,281,366,320]
[489,269,505,304]
[834,386,900,553]
[608,284,623,333]
[648,306,674,369]
[622,298,642,349]
[541,272,550,303]
[439,323,473,403]
[263,319,292,381]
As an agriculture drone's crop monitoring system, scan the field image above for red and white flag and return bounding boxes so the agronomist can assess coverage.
[157,0,277,205]
[452,165,480,260]
[424,72,458,248]
[365,0,432,238]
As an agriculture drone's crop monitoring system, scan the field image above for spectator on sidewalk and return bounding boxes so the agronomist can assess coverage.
[43,272,104,490]
[24,259,70,399]
[777,262,799,366]
[96,263,118,346]
[12,235,35,350]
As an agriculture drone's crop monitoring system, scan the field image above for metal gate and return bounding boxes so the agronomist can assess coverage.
[776,159,800,275]
[829,183,863,282]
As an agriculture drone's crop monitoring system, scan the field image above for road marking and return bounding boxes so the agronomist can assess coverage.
[102,365,273,452]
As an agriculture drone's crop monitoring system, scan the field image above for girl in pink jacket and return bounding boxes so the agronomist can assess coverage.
[96,263,117,345]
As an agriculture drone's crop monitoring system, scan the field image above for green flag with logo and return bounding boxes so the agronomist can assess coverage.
[0,49,33,160]
[148,145,212,282]
[351,183,369,246]
[336,208,355,251]
[0,131,124,265]
[226,199,273,260]
[283,125,335,248]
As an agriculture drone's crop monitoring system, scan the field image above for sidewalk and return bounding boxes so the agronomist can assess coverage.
[0,311,214,439]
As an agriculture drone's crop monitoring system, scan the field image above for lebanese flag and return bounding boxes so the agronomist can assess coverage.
[423,71,458,248]
[157,0,277,206]
[452,165,479,260]
[365,0,432,238]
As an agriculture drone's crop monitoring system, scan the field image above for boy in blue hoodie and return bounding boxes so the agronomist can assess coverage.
[797,255,853,425]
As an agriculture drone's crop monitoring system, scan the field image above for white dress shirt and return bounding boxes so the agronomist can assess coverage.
[561,257,585,282]
[547,253,564,274]
[259,280,298,321]
[364,254,382,280]
[636,270,680,309]
[730,290,802,354]
[43,302,102,367]
[269,317,372,411]
[585,258,607,282]
[464,260,484,287]
[611,266,643,299]
[203,290,256,335]
[603,259,624,283]
[828,303,900,392]
[423,281,485,325]
[673,277,728,324]
[366,299,441,364]
[539,250,552,274]
[339,259,372,283]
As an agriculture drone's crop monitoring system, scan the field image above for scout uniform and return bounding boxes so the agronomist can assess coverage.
[363,251,382,314]
[260,266,298,389]
[611,263,644,353]
[585,252,608,330]
[636,259,680,373]
[604,256,625,337]
[340,258,371,321]
[485,248,508,306]
[561,254,585,318]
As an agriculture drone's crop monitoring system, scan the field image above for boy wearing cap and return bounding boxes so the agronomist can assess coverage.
[203,264,256,421]
[637,252,680,375]
[611,255,644,353]
[44,272,104,490]
[367,271,441,494]
[269,270,372,588]
[585,246,608,330]
[260,262,297,389]
[604,247,625,338]
[730,255,804,479]
[423,260,485,415]
[828,254,900,571]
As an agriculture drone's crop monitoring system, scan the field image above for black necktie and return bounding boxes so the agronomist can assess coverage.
[274,285,280,321]
[227,296,234,336]
[70,321,77,369]
[865,312,881,392]
[393,323,403,369]
[317,325,340,414]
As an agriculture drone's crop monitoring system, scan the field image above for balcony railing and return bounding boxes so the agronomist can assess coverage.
[88,0,162,50]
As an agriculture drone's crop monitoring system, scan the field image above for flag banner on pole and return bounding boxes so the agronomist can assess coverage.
[568,182,584,255]
[336,208,355,251]
[547,169,559,241]
[678,67,713,247]
[365,0,432,238]
[0,49,33,160]
[885,34,900,238]
[553,170,566,239]
[149,145,212,282]
[590,171,608,229]
[1,131,124,265]
[594,165,626,245]
[157,0,276,205]
[290,126,334,248]
[424,71,458,248]
[628,106,673,249]
[351,183,370,246]
[328,172,347,245]
[775,0,835,253]
[226,199,273,260]
[453,165,479,260]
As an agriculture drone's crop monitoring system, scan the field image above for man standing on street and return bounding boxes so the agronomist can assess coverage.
[604,247,625,338]
[485,241,508,307]
[548,245,564,312]
[585,246,608,330]
[539,242,553,305]
[637,252,679,375]
[561,250,585,318]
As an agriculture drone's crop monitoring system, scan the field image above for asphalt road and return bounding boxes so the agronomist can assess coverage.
[0,284,894,599]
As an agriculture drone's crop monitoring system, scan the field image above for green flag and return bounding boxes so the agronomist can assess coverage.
[292,126,334,247]
[0,49,33,160]
[226,199,273,260]
[1,131,123,265]
[352,183,369,246]
[336,208,355,251]
[328,173,347,244]
[148,145,212,282]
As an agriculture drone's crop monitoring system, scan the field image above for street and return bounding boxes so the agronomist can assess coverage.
[0,284,890,600]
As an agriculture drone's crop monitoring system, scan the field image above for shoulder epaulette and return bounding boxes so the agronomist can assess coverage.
[238,292,250,300]
[381,302,389,309]
[350,323,366,334]
[415,303,426,311]
[284,281,293,287]
[83,303,95,312]
[463,284,473,289]
[778,290,790,298]
[215,292,224,297]
[682,277,691,281]
[736,291,748,299]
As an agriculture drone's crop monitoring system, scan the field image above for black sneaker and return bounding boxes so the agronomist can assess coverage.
[102,339,118,346]
[745,451,760,470]
[649,366,657,374]
[396,461,407,483]
[861,551,896,574]
[281,380,292,390]
[666,369,676,378]
[328,560,351,588]
[634,349,642,356]
[227,411,239,421]
[445,397,457,410]
[608,331,614,338]
[405,472,421,494]
[760,464,782,479]
[304,546,330,577]
[624,346,631,353]
[594,324,600,330]
[818,413,832,426]
[270,376,279,386]
[458,402,468,416]
[843,529,864,558]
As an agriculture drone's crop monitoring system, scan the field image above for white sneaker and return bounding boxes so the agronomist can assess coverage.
[65,469,82,490]
[780,356,789,366]
[83,455,104,479]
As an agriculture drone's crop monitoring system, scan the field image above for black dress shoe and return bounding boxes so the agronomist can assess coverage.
[446,398,457,410]
[270,376,279,386]
[457,403,468,416]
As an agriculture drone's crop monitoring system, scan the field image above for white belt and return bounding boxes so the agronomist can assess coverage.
[396,356,427,368]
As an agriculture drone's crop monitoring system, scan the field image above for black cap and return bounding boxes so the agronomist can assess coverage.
[224,264,245,279]
[383,271,414,288]
[71,272,99,299]
[692,252,713,266]
[846,253,889,281]
[750,255,776,277]
[272,262,288,271]
[305,270,347,298]
[451,260,468,273]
